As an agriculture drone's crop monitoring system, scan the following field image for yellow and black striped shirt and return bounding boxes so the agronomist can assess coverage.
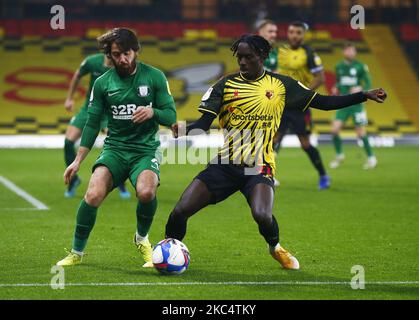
[277,44,323,87]
[198,71,317,174]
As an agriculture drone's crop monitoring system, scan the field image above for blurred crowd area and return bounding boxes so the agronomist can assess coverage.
[1,0,418,24]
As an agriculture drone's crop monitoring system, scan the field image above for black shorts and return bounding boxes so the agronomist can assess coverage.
[279,108,312,136]
[195,159,275,204]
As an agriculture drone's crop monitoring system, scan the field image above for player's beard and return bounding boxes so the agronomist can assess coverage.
[113,59,137,77]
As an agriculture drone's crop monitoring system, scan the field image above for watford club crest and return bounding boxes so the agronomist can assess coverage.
[265,90,274,100]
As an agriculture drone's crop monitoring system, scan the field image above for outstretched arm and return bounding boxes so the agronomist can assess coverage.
[308,88,387,111]
[186,112,216,135]
[171,112,216,138]
[64,70,82,112]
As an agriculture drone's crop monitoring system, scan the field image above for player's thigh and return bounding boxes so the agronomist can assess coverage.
[194,162,242,204]
[172,178,214,218]
[85,165,113,206]
[93,148,129,189]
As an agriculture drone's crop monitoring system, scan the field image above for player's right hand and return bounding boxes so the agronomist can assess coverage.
[171,122,186,138]
[64,161,80,185]
[171,123,179,138]
[365,88,387,103]
[65,98,75,112]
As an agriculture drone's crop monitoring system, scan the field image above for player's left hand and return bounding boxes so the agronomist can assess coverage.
[132,106,154,124]
[365,88,387,103]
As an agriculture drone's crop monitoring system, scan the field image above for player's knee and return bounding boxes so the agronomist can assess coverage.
[85,189,106,207]
[299,139,311,150]
[136,188,156,203]
[252,210,272,228]
[302,143,312,151]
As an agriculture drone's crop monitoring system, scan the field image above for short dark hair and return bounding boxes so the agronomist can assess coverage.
[289,21,309,31]
[256,19,276,32]
[97,28,140,57]
[343,42,356,49]
[231,34,272,60]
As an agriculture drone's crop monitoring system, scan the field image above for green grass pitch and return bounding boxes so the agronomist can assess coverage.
[0,145,418,299]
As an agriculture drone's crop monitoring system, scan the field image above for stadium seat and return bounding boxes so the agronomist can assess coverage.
[315,30,331,40]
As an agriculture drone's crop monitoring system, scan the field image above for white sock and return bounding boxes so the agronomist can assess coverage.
[135,232,148,243]
[269,243,281,252]
[71,249,83,256]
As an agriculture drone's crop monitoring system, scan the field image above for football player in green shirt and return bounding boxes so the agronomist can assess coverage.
[57,28,176,267]
[330,42,377,169]
[257,19,278,72]
[64,52,131,198]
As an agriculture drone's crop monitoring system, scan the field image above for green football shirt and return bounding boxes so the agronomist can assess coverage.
[335,60,371,94]
[263,47,278,72]
[78,53,112,110]
[81,61,176,152]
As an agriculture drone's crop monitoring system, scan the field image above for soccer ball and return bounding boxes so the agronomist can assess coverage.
[152,238,190,275]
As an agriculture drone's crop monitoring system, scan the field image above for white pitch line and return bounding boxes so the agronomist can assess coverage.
[1,281,419,288]
[0,175,49,211]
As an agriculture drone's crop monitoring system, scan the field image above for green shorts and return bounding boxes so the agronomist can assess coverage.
[335,104,368,127]
[70,107,107,131]
[93,146,161,189]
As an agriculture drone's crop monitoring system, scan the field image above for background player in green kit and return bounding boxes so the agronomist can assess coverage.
[330,42,377,169]
[57,28,176,267]
[257,19,280,186]
[64,52,130,198]
[257,19,278,72]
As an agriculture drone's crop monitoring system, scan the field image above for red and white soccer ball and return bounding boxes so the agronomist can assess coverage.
[152,238,190,275]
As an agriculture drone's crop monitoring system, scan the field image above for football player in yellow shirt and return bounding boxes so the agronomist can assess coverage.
[167,35,387,270]
[274,21,330,189]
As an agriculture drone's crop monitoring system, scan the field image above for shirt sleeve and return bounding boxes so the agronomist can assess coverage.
[78,57,91,77]
[80,79,105,149]
[154,70,175,107]
[87,78,105,116]
[284,77,317,112]
[197,77,226,116]
[152,70,176,127]
[305,46,324,74]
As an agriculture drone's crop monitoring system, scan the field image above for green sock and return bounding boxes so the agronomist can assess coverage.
[361,135,374,157]
[72,199,98,252]
[136,197,157,237]
[332,134,343,156]
[64,139,79,186]
[64,139,76,166]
